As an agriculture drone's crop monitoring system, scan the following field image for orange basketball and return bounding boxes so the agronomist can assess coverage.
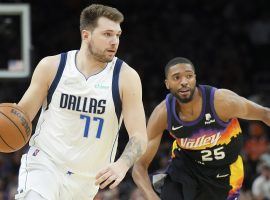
[0,103,32,153]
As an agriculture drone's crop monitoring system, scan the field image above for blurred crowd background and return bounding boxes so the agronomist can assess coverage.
[0,0,270,199]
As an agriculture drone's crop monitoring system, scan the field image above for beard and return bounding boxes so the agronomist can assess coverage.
[172,86,196,103]
[87,40,114,63]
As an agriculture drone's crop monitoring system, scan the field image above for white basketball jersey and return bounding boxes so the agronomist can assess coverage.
[29,50,123,177]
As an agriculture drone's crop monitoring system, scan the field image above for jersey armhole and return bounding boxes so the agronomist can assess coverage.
[112,58,123,123]
[210,87,231,127]
[46,52,67,109]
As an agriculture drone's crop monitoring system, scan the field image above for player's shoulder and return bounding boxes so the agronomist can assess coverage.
[118,60,141,83]
[215,88,236,97]
[153,100,167,117]
[119,61,139,76]
[148,100,168,129]
[214,88,239,104]
[35,54,63,76]
[213,88,243,120]
[38,54,61,69]
[32,54,62,86]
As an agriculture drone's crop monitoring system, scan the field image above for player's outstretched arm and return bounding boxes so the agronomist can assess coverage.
[132,101,167,200]
[95,63,147,189]
[214,89,270,126]
[18,55,60,121]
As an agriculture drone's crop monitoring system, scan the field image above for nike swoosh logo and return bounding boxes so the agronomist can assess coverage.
[216,174,230,178]
[172,125,183,131]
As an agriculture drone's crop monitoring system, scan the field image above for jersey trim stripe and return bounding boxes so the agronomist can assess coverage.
[46,52,67,109]
[112,58,123,122]
[24,150,30,191]
[109,132,119,163]
[166,94,172,131]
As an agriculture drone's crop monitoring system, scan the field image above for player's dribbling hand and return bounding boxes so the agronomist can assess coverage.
[95,159,129,189]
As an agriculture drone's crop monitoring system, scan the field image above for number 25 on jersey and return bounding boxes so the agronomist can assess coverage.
[201,146,225,161]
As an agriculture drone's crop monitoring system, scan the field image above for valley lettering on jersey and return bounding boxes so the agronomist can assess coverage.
[177,132,221,149]
[60,93,106,114]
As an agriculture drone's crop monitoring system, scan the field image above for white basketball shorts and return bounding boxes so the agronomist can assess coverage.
[15,147,99,200]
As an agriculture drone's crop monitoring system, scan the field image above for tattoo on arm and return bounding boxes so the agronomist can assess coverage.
[119,136,143,168]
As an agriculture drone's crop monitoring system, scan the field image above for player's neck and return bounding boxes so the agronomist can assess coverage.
[76,50,107,77]
[177,88,202,117]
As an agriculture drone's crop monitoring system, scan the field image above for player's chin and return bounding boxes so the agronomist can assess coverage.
[105,55,115,62]
[177,94,189,100]
[176,95,192,103]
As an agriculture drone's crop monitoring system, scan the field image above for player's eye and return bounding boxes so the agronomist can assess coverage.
[104,32,111,37]
[173,76,179,81]
[187,74,193,79]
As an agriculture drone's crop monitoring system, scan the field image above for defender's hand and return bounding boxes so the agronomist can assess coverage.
[95,159,129,189]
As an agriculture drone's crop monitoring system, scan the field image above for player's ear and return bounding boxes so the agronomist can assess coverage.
[165,79,170,89]
[81,30,91,41]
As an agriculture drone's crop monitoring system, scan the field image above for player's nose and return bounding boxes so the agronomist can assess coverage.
[180,77,188,86]
[110,36,119,45]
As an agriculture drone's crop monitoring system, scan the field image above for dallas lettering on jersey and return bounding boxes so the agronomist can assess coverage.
[178,132,221,149]
[60,93,106,114]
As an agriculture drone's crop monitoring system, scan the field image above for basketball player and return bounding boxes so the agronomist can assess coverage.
[132,57,270,200]
[15,4,147,200]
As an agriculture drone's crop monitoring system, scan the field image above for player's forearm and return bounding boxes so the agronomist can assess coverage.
[118,135,147,169]
[132,163,159,199]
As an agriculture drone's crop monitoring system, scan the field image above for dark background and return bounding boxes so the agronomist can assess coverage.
[0,0,270,199]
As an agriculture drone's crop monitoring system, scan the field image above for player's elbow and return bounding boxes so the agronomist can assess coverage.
[140,132,148,156]
[128,131,148,162]
[132,159,147,180]
[132,163,141,181]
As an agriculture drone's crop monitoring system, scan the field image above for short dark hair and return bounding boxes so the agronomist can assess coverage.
[80,4,124,31]
[164,57,195,78]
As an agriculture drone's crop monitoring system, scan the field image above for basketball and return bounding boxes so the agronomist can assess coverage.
[0,103,32,153]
